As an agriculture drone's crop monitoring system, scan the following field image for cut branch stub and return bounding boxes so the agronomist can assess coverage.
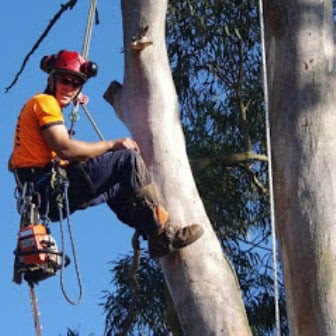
[131,25,153,51]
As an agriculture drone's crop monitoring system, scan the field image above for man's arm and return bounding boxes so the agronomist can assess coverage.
[42,124,140,162]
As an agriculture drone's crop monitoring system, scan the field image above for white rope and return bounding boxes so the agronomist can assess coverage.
[82,0,97,58]
[258,1,281,335]
[69,0,105,141]
[81,104,105,140]
[68,0,97,130]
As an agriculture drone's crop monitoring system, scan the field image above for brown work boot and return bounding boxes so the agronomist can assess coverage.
[148,222,204,258]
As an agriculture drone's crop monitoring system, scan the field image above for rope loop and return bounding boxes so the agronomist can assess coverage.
[56,175,83,305]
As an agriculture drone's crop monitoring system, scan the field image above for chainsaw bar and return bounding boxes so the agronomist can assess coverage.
[28,283,43,336]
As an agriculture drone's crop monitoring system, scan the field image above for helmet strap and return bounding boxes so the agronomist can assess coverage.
[43,74,56,96]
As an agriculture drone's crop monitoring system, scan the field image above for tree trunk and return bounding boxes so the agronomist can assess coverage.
[103,0,252,335]
[264,1,336,335]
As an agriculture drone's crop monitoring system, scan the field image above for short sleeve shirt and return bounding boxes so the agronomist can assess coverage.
[11,93,64,168]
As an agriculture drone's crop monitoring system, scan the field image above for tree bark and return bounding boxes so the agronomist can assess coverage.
[104,0,252,335]
[264,1,336,335]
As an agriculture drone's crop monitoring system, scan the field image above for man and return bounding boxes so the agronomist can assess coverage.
[9,50,203,257]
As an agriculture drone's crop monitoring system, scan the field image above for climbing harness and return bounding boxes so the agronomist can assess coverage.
[258,1,281,335]
[13,180,64,286]
[13,163,83,333]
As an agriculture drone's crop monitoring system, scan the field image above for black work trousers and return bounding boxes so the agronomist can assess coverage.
[16,149,159,238]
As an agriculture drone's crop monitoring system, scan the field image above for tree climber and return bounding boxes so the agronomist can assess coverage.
[9,50,204,258]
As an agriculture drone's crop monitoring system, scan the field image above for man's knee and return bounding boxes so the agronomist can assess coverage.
[113,149,142,167]
[116,149,151,186]
[118,148,143,163]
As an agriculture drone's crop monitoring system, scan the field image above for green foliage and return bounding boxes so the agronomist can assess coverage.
[102,0,288,335]
[63,329,96,336]
[167,0,288,333]
[102,253,170,336]
[66,329,79,336]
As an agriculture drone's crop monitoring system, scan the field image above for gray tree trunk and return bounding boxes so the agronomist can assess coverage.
[103,0,252,335]
[263,1,336,335]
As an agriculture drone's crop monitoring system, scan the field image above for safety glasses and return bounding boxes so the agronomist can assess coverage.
[58,76,83,89]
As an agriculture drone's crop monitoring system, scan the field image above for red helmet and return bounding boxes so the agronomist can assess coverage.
[40,50,98,81]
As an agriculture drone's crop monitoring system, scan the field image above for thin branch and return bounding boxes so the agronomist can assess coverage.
[235,40,253,152]
[239,163,268,195]
[5,0,78,93]
[239,234,272,254]
[195,151,268,170]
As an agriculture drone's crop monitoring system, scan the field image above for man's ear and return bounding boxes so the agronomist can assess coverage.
[47,75,55,91]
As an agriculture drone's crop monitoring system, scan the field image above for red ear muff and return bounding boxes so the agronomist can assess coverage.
[40,54,57,73]
[81,61,98,78]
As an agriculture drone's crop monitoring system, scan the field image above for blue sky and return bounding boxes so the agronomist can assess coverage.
[1,1,137,335]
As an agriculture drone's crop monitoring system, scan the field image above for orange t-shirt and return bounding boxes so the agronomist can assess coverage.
[11,94,65,168]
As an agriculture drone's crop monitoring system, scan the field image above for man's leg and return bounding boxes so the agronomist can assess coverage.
[67,149,204,257]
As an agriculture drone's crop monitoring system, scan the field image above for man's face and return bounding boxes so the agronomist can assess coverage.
[55,74,83,107]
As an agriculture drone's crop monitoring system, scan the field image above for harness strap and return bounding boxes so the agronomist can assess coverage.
[14,163,83,304]
[14,166,53,223]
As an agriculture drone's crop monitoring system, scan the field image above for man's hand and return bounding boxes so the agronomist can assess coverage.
[111,137,140,153]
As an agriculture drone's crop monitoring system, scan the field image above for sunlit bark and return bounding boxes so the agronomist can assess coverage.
[264,1,336,335]
[104,0,252,334]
